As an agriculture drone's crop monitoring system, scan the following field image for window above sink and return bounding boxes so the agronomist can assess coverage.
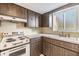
[53,5,79,32]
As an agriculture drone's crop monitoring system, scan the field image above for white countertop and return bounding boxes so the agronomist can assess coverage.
[25,34,79,44]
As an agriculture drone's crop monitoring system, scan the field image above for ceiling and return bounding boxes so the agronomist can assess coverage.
[16,3,68,14]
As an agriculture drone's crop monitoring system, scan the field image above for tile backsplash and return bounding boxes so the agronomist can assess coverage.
[1,21,79,37]
[41,27,79,37]
[0,21,41,35]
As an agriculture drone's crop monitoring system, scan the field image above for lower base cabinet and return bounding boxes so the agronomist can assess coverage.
[30,37,42,56]
[30,37,79,56]
[51,45,78,56]
[42,37,79,56]
[63,48,78,56]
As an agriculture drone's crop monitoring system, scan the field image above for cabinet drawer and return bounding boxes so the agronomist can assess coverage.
[42,37,52,43]
[51,39,78,52]
[43,37,79,52]
[30,37,41,43]
[61,41,79,52]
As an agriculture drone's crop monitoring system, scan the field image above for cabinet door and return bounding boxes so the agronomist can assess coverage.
[63,48,78,56]
[64,8,77,31]
[24,8,27,19]
[46,43,52,56]
[42,39,47,55]
[42,39,52,56]
[42,13,53,27]
[8,4,27,19]
[54,11,64,31]
[27,10,36,27]
[0,3,9,15]
[30,43,38,56]
[51,45,64,56]
[42,14,49,27]
[16,6,25,19]
[39,15,42,27]
[30,38,42,56]
[8,4,17,17]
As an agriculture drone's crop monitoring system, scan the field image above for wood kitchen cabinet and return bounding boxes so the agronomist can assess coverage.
[0,3,9,15]
[41,13,49,27]
[43,40,52,56]
[27,10,36,27]
[41,12,53,27]
[0,3,42,27]
[30,37,79,56]
[8,4,17,17]
[8,4,27,19]
[0,3,27,19]
[30,37,42,56]
[15,5,27,19]
[27,10,42,27]
[42,37,79,56]
[35,13,42,27]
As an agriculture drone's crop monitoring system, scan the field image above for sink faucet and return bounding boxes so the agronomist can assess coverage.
[68,33,70,38]
[59,32,70,38]
[59,32,64,37]
[64,33,70,38]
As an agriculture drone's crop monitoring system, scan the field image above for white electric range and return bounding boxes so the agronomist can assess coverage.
[0,35,30,56]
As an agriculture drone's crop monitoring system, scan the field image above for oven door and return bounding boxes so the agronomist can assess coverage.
[1,44,30,56]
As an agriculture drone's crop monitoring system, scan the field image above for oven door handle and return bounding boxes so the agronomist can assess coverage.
[9,45,26,53]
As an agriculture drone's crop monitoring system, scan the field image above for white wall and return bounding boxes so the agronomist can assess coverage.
[0,21,39,35]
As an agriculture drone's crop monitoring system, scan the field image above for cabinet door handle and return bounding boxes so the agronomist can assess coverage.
[0,17,3,20]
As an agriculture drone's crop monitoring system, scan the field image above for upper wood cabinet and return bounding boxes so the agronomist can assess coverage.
[41,13,49,27]
[41,13,53,27]
[27,10,42,27]
[0,3,27,19]
[27,10,36,27]
[8,4,27,19]
[8,4,17,17]
[0,3,42,27]
[15,5,27,19]
[0,3,9,15]
[35,13,42,27]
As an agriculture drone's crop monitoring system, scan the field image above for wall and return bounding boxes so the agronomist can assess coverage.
[0,21,41,35]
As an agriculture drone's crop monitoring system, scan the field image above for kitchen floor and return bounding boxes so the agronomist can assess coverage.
[40,54,44,56]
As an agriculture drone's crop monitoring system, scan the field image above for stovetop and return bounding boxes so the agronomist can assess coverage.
[0,35,30,50]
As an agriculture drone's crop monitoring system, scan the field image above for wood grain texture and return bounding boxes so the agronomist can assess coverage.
[42,37,79,56]
[30,37,42,56]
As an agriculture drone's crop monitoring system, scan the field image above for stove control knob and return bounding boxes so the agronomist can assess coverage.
[26,40,28,42]
[4,44,7,47]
